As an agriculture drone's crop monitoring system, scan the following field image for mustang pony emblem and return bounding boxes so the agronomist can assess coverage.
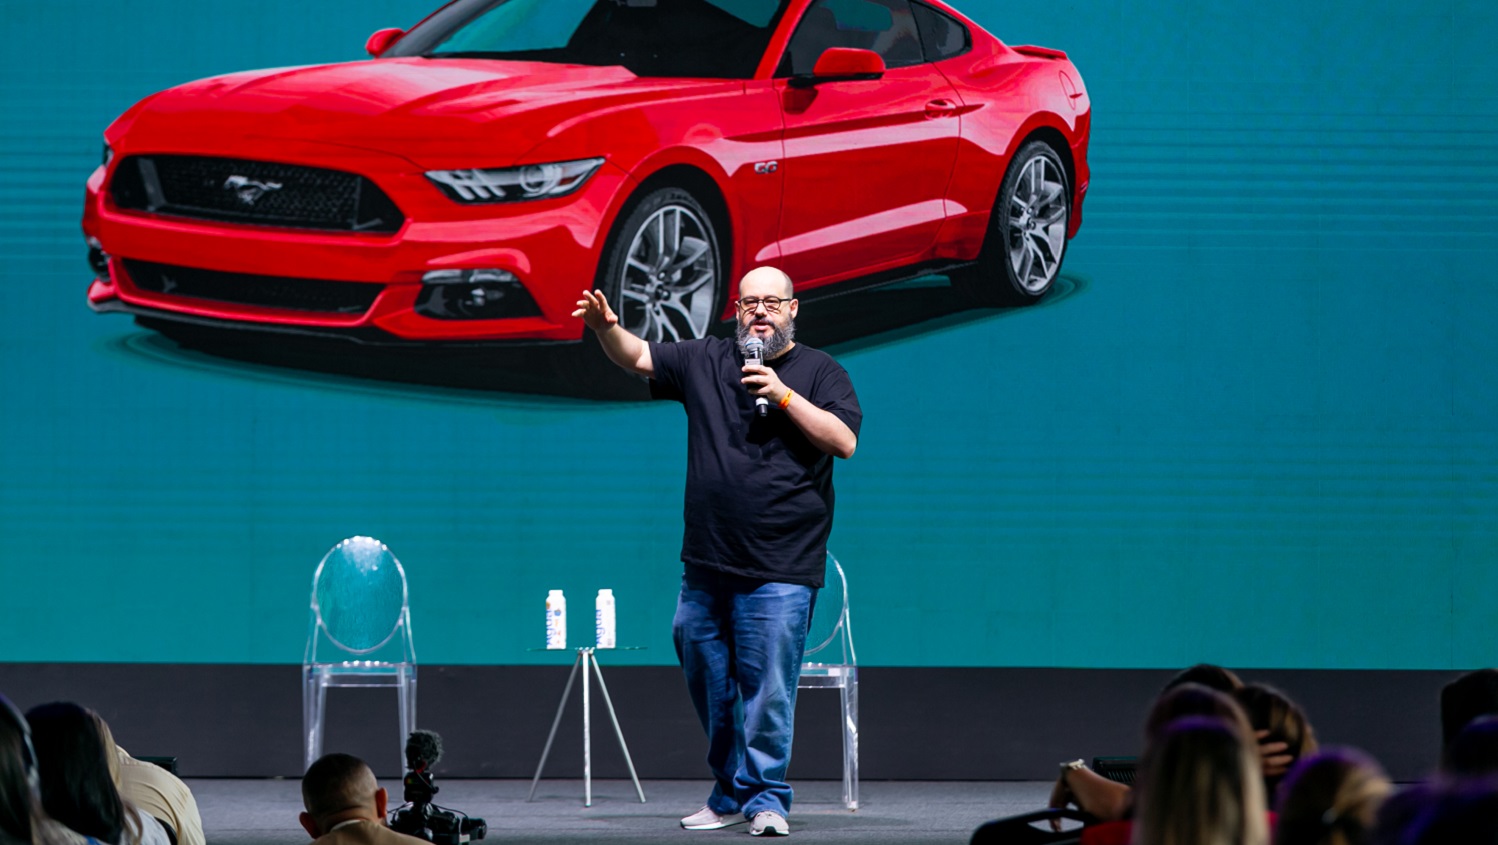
[223,175,283,205]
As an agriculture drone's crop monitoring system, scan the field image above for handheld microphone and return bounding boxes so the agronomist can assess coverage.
[744,337,768,418]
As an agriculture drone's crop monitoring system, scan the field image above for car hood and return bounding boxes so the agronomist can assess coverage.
[113,58,735,170]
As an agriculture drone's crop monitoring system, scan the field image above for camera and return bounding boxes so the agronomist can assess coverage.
[388,730,488,845]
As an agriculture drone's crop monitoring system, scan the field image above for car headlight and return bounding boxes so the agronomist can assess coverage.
[102,140,113,167]
[426,158,605,204]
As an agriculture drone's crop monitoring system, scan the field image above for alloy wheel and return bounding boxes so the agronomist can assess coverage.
[618,204,717,341]
[1006,153,1069,294]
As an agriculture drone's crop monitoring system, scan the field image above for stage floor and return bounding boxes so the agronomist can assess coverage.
[197,778,1053,844]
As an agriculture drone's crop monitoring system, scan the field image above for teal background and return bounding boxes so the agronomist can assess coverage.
[1,0,1495,668]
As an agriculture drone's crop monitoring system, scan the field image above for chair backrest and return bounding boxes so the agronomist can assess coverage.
[803,551,855,667]
[1091,756,1138,785]
[305,536,414,665]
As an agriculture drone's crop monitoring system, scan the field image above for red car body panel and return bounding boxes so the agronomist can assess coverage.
[774,62,962,284]
[83,0,1090,343]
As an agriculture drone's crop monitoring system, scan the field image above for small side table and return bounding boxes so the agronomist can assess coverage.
[527,646,646,807]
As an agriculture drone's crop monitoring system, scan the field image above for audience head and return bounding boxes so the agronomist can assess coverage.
[25,701,127,845]
[1445,715,1498,778]
[0,695,39,845]
[1164,664,1245,695]
[300,753,386,839]
[1441,669,1498,759]
[1134,715,1269,845]
[1145,683,1255,747]
[1369,783,1431,845]
[1235,683,1318,787]
[1387,778,1498,845]
[1276,747,1391,845]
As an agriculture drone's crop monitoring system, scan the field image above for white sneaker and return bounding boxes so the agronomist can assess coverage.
[749,811,789,836]
[680,806,746,830]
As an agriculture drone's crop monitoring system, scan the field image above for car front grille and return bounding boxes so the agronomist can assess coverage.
[122,260,383,315]
[110,155,405,233]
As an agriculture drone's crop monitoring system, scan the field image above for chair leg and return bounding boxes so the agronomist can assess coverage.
[304,670,325,772]
[398,668,417,775]
[841,671,859,811]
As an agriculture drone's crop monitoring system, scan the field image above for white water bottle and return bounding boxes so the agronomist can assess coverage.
[595,589,616,649]
[545,590,567,650]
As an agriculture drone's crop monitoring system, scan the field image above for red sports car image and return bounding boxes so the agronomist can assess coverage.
[83,0,1089,364]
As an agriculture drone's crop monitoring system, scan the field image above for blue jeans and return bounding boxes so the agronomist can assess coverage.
[673,566,817,819]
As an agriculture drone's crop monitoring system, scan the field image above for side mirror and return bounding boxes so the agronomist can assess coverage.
[365,28,405,57]
[790,47,886,88]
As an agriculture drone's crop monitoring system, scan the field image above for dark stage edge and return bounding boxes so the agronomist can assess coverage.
[0,664,1461,782]
[198,778,1054,845]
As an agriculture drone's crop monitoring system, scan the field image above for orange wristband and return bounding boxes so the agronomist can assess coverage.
[779,389,794,409]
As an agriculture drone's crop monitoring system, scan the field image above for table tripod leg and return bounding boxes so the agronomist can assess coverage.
[527,650,583,801]
[589,652,647,803]
[583,648,592,808]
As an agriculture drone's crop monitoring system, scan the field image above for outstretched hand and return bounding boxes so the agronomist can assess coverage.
[571,288,653,376]
[572,289,619,334]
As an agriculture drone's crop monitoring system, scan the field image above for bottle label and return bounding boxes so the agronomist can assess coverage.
[546,600,566,650]
[595,594,616,649]
[595,610,615,648]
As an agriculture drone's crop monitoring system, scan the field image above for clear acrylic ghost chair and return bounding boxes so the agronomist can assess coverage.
[303,536,416,773]
[798,551,858,810]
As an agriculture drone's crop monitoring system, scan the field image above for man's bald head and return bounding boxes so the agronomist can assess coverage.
[739,266,794,300]
[301,753,381,830]
[735,266,799,358]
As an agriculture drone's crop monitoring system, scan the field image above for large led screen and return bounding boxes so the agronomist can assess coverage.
[2,0,1494,669]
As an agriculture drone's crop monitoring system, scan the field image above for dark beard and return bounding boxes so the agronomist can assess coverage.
[736,316,795,360]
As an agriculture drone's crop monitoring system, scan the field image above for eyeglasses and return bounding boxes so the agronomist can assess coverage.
[737,296,788,313]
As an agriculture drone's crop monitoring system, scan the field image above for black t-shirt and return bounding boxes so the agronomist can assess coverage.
[650,337,862,588]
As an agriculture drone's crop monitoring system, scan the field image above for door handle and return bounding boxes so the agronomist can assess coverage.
[924,99,958,118]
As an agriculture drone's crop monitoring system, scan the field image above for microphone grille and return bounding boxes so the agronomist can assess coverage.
[406,730,444,765]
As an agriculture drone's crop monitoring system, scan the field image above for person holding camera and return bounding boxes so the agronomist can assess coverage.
[299,754,425,845]
[574,265,861,837]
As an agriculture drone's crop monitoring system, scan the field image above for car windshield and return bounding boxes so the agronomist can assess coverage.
[387,0,794,79]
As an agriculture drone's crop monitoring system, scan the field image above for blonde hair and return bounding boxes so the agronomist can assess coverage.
[87,715,120,791]
[1275,749,1391,845]
[86,712,149,845]
[1132,716,1268,845]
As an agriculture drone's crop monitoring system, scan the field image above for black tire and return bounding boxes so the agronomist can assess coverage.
[571,185,727,399]
[596,186,726,344]
[952,140,1071,307]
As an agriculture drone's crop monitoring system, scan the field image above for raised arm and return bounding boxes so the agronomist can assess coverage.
[572,289,653,377]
